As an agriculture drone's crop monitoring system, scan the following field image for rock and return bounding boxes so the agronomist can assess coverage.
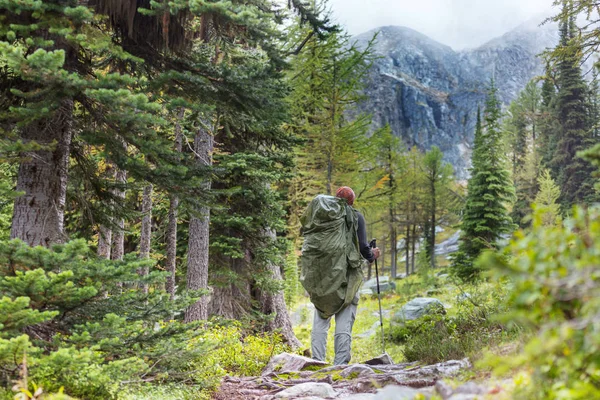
[362,276,396,294]
[356,320,380,339]
[262,353,328,376]
[363,353,394,365]
[457,293,472,302]
[435,380,454,399]
[343,394,377,400]
[454,382,488,396]
[393,298,445,323]
[274,382,336,399]
[340,364,375,378]
[435,232,461,256]
[374,385,423,399]
[353,22,565,179]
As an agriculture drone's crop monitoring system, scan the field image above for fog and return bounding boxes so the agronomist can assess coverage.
[327,0,555,49]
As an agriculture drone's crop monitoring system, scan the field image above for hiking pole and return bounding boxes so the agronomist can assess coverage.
[370,239,386,355]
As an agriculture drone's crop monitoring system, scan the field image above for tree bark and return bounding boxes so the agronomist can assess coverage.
[410,224,417,274]
[185,125,213,322]
[405,224,410,276]
[209,257,252,319]
[139,184,153,294]
[98,225,112,259]
[11,100,74,247]
[166,109,184,300]
[259,229,302,349]
[111,167,127,262]
[430,180,437,269]
[389,219,397,279]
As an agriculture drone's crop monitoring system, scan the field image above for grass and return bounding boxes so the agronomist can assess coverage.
[291,266,520,367]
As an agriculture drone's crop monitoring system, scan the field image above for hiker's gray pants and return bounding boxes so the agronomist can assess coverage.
[311,301,358,365]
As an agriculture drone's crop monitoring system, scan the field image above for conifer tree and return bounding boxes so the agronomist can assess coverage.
[535,169,562,227]
[550,9,597,207]
[452,82,516,281]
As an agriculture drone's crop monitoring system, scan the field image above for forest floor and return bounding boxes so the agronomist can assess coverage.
[213,271,526,399]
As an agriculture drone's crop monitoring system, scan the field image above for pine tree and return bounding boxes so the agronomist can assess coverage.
[550,9,598,207]
[535,169,562,227]
[507,81,543,227]
[452,82,516,282]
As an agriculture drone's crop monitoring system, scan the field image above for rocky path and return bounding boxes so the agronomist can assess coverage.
[214,353,504,400]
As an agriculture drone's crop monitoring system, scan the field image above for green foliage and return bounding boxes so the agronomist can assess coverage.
[481,205,600,399]
[422,146,456,268]
[191,324,288,390]
[0,240,214,398]
[390,285,514,365]
[546,6,598,207]
[452,83,516,282]
[534,169,561,227]
[286,7,378,244]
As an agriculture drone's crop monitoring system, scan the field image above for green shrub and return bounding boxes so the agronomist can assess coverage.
[191,324,289,391]
[0,240,208,399]
[389,285,514,364]
[481,206,600,399]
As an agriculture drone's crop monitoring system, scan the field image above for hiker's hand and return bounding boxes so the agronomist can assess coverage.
[372,247,381,260]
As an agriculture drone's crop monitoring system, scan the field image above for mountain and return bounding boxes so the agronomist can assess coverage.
[353,20,558,179]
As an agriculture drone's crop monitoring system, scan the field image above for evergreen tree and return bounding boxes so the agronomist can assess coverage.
[549,8,598,207]
[452,82,516,281]
[535,169,562,227]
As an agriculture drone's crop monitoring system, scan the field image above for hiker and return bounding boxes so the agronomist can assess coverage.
[300,186,380,365]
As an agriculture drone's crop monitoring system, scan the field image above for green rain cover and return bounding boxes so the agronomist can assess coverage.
[300,195,364,319]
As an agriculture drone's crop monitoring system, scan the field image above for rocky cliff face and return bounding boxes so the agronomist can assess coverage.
[354,20,558,179]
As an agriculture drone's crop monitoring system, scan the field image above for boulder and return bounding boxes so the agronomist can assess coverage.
[374,385,424,399]
[435,380,454,399]
[393,298,445,323]
[262,353,328,376]
[363,353,394,365]
[362,276,396,294]
[274,382,336,399]
[340,364,375,378]
[454,382,488,396]
[343,394,377,400]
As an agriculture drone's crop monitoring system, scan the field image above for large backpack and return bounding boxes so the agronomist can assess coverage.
[299,195,364,319]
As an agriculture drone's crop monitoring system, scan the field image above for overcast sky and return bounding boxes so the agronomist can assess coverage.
[327,0,556,49]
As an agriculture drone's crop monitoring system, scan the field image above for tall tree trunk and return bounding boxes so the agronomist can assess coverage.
[410,224,417,274]
[139,184,153,294]
[111,168,127,262]
[98,226,112,259]
[259,229,303,349]
[326,154,333,196]
[185,125,213,322]
[166,111,184,300]
[11,100,74,247]
[405,224,410,276]
[430,179,437,269]
[389,218,397,279]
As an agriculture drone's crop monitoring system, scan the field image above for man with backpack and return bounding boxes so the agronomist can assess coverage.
[300,186,381,365]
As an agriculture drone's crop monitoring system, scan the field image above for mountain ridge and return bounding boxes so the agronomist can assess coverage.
[353,21,558,178]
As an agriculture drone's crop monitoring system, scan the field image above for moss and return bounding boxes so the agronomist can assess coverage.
[274,372,301,380]
[345,371,360,379]
[301,364,328,372]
